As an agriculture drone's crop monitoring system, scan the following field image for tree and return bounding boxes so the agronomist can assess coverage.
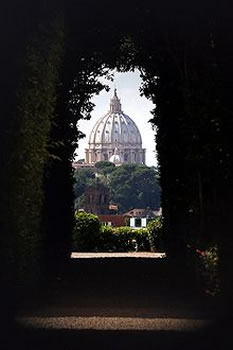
[73,167,95,197]
[109,164,161,212]
[73,163,161,213]
[73,168,95,209]
[95,161,116,175]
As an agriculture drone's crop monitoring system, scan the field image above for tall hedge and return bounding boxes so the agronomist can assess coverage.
[1,16,64,296]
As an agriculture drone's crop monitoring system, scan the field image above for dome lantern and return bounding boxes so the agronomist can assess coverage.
[110,88,122,113]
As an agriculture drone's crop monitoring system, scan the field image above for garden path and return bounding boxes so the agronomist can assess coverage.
[10,253,230,349]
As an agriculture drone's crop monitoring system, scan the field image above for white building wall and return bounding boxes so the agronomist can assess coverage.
[130,217,148,228]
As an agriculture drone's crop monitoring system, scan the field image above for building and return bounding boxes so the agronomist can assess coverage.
[123,207,162,229]
[123,207,162,219]
[84,183,109,215]
[98,215,127,227]
[85,89,146,165]
[129,217,148,229]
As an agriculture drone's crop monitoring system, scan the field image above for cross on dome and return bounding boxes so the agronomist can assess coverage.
[114,87,118,97]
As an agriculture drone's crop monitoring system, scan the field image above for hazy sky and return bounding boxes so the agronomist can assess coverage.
[75,70,158,167]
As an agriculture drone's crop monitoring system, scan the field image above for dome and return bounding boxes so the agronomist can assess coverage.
[88,89,142,146]
[85,89,146,165]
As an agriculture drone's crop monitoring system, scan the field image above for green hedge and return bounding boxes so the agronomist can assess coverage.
[73,212,163,252]
[6,16,64,289]
[73,212,101,252]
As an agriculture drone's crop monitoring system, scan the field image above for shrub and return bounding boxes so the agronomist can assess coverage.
[186,241,220,296]
[114,227,137,252]
[134,228,151,251]
[196,244,220,296]
[147,217,163,251]
[73,211,101,251]
[73,213,164,252]
[97,226,161,252]
[98,226,116,252]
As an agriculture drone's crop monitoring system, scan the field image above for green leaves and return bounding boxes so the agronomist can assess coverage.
[109,164,161,212]
[73,212,101,252]
[95,161,116,175]
[74,163,161,213]
[12,15,65,284]
[73,213,163,252]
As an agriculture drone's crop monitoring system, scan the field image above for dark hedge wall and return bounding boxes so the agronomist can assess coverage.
[1,1,233,319]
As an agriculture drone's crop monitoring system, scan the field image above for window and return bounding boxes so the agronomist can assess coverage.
[103,222,112,226]
[135,218,141,227]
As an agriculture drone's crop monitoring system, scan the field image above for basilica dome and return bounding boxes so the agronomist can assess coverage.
[85,89,146,165]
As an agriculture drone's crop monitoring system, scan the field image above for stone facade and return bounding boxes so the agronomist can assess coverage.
[84,183,110,215]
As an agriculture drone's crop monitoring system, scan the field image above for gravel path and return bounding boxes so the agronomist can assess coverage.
[71,252,166,259]
[13,253,225,350]
[17,316,213,331]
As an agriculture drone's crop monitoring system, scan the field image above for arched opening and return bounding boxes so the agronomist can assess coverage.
[72,69,161,253]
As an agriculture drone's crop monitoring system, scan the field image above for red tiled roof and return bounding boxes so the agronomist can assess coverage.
[98,215,127,227]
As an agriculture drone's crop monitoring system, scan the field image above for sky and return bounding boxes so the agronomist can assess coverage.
[75,69,158,167]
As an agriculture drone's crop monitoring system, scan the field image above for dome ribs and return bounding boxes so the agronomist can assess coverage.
[86,89,146,165]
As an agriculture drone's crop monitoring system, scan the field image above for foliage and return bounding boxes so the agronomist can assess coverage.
[97,226,136,252]
[73,163,161,212]
[5,1,233,307]
[196,244,220,296]
[9,15,64,285]
[113,227,137,252]
[109,164,160,212]
[98,226,118,252]
[95,161,116,175]
[73,168,95,209]
[147,217,164,251]
[73,213,163,252]
[186,242,220,296]
[134,228,151,252]
[73,211,101,251]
